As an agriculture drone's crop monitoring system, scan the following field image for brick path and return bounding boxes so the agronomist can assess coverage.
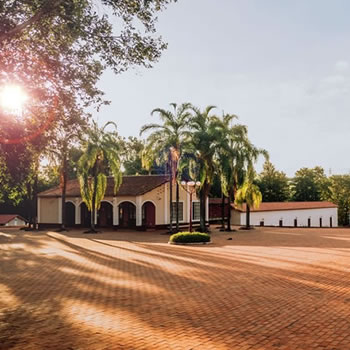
[1,227,350,349]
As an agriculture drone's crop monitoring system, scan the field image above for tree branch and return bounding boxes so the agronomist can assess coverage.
[0,0,65,44]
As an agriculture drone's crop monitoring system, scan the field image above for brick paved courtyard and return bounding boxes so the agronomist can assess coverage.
[1,226,350,350]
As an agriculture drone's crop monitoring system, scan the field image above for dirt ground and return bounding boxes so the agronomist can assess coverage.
[1,226,350,349]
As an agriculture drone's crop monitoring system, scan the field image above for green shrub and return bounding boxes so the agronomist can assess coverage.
[169,231,210,243]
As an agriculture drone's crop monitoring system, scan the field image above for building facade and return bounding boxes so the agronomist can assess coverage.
[37,175,208,230]
[231,202,338,228]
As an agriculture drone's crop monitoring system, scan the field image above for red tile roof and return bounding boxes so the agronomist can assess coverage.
[38,175,169,197]
[232,201,337,212]
[0,214,27,224]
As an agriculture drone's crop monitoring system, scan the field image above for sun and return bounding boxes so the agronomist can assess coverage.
[0,85,28,113]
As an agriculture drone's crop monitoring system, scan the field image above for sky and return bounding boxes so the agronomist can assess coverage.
[96,0,350,177]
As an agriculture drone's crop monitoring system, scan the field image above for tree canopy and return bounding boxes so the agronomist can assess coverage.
[0,0,175,205]
[257,161,290,202]
[291,166,329,201]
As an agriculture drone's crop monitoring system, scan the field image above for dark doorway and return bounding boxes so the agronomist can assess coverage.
[142,202,156,229]
[294,218,297,227]
[80,202,91,227]
[320,218,323,227]
[279,219,283,227]
[260,220,264,227]
[119,202,136,228]
[98,202,113,227]
[65,202,75,227]
[308,218,311,227]
[330,217,333,228]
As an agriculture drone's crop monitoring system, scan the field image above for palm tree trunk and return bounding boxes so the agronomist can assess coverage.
[226,190,232,231]
[60,146,68,231]
[90,174,98,233]
[176,181,179,232]
[32,170,38,230]
[246,204,250,229]
[26,181,33,229]
[199,184,208,232]
[220,194,225,230]
[169,161,173,234]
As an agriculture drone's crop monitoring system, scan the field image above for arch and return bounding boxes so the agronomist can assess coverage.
[101,199,114,206]
[118,200,136,207]
[141,199,157,207]
[65,202,76,227]
[142,201,156,229]
[98,201,113,227]
[118,201,136,228]
[80,202,91,227]
[66,199,76,206]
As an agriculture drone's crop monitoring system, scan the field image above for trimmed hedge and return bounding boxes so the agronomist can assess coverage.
[169,232,210,243]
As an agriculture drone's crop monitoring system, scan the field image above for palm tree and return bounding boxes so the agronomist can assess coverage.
[213,113,241,231]
[140,103,191,233]
[78,121,122,233]
[235,166,262,229]
[215,115,268,231]
[182,105,221,232]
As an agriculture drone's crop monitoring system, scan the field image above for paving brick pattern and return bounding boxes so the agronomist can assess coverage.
[1,227,350,349]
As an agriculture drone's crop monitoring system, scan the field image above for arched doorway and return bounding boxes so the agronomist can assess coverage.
[80,202,91,227]
[98,202,113,227]
[65,202,75,227]
[119,202,136,228]
[142,201,156,229]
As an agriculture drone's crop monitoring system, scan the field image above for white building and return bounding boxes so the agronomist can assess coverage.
[231,202,338,228]
[0,214,27,227]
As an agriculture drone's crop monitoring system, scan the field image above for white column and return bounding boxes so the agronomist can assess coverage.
[136,196,142,226]
[205,196,209,222]
[75,198,80,224]
[164,183,168,224]
[58,198,62,224]
[113,198,118,225]
[37,198,41,223]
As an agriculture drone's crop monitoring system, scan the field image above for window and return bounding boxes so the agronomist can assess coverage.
[193,202,200,221]
[172,202,183,222]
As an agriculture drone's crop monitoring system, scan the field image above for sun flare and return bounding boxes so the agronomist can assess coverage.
[0,85,28,113]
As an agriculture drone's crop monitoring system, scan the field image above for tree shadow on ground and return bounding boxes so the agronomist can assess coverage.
[2,228,350,349]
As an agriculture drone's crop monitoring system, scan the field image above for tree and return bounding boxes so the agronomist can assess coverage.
[326,175,350,226]
[140,103,191,233]
[235,167,262,229]
[214,113,240,231]
[257,161,290,202]
[215,114,267,231]
[0,0,175,208]
[119,137,166,175]
[182,105,221,232]
[78,121,122,233]
[291,167,329,201]
[46,112,87,231]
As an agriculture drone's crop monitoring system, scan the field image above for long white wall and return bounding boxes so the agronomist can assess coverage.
[232,208,338,227]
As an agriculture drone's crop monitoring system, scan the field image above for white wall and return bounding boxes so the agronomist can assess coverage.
[232,208,338,227]
[5,218,26,226]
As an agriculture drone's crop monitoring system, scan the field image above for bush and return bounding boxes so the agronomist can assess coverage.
[169,232,210,244]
